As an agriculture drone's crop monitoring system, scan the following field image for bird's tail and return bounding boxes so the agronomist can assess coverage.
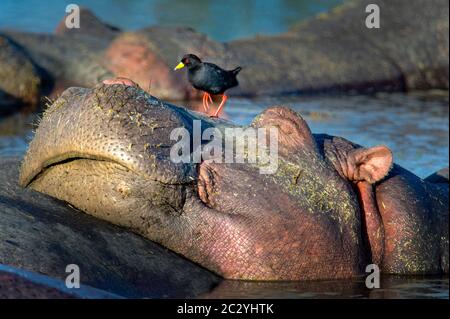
[231,66,242,75]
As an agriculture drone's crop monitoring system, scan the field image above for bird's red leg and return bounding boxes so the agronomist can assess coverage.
[205,93,213,111]
[202,93,208,112]
[202,93,213,113]
[212,94,227,118]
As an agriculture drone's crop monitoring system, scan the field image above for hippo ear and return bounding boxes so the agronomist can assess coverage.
[348,146,393,183]
[252,106,318,155]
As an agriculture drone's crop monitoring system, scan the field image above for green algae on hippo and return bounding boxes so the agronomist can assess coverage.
[18,79,448,281]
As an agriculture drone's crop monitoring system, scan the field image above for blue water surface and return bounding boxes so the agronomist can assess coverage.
[0,0,342,41]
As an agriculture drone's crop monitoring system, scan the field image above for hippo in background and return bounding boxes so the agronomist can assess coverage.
[0,36,41,116]
[17,79,448,281]
[0,0,448,113]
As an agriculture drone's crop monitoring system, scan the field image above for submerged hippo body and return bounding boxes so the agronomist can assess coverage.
[18,81,449,281]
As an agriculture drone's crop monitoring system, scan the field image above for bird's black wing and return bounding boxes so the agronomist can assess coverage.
[203,63,228,78]
[203,63,237,92]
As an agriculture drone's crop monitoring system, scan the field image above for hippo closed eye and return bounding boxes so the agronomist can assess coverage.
[19,80,448,280]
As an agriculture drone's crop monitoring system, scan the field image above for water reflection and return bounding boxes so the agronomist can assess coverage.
[201,276,449,299]
[0,0,342,41]
[0,113,35,158]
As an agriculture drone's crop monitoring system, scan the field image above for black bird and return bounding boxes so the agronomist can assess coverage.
[174,54,241,117]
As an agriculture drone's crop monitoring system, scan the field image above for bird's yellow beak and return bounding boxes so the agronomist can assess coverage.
[174,62,185,71]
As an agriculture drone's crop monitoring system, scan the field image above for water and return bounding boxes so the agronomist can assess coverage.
[0,0,342,41]
[0,0,448,299]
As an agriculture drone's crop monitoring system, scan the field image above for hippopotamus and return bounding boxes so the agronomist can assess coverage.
[17,79,448,281]
[0,156,219,298]
[1,0,448,110]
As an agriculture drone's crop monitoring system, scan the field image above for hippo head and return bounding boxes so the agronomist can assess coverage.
[19,81,446,280]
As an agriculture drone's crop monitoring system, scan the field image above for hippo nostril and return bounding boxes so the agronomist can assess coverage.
[116,183,131,198]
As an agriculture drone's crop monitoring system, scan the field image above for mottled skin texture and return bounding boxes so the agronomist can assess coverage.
[19,80,448,280]
[1,0,448,103]
[322,136,449,274]
[0,157,219,298]
[375,166,449,273]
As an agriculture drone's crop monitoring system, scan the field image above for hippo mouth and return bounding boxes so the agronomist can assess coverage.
[20,153,129,187]
[19,84,199,187]
[21,153,193,236]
